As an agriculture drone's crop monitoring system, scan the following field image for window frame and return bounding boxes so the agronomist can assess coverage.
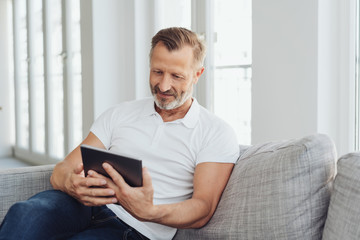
[191,0,215,111]
[356,0,360,151]
[338,0,357,154]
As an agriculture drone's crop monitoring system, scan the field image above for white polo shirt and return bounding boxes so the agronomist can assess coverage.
[90,97,239,240]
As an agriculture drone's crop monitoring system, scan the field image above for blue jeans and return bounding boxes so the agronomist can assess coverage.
[0,190,149,240]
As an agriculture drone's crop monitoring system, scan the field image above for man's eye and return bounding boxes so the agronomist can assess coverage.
[173,74,182,79]
[153,70,162,74]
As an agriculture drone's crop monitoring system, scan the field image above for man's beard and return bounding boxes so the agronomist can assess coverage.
[150,83,193,110]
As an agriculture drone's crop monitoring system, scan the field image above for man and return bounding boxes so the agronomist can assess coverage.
[0,27,239,240]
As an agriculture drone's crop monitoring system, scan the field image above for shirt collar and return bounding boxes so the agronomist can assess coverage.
[140,97,158,117]
[140,97,200,128]
[179,98,200,128]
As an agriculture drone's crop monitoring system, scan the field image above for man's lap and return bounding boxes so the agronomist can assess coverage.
[0,190,147,240]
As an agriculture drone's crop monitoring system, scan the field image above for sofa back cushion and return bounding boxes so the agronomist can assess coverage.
[174,134,336,240]
[322,152,360,240]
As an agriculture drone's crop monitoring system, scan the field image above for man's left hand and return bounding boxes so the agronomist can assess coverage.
[89,163,156,221]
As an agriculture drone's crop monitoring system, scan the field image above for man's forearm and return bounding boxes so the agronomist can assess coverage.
[148,197,213,229]
[50,161,73,191]
[50,145,84,191]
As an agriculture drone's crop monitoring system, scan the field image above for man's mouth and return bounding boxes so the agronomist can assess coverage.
[158,92,173,98]
[154,86,176,99]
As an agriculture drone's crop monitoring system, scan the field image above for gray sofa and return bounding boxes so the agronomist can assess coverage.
[1,134,359,239]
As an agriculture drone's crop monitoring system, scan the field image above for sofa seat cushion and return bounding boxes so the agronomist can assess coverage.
[322,152,360,240]
[174,134,336,240]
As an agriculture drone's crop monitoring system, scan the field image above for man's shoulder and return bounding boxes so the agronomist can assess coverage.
[194,104,239,164]
[196,104,237,137]
[197,104,227,126]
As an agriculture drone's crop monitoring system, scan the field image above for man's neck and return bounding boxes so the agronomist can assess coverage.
[155,98,193,122]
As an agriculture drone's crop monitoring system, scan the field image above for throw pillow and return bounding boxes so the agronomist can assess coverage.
[174,134,336,240]
[322,152,360,240]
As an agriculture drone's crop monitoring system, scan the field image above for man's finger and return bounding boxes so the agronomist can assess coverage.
[87,170,107,180]
[74,163,84,174]
[81,195,118,206]
[103,162,127,187]
[142,167,152,189]
[84,177,107,188]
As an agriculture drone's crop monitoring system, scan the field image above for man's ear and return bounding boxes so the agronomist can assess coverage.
[194,67,205,84]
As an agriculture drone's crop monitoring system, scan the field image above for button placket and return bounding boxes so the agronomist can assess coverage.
[151,124,164,147]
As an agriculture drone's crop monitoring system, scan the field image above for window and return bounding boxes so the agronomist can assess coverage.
[191,0,252,144]
[213,0,252,144]
[154,0,252,144]
[11,1,252,164]
[12,0,82,164]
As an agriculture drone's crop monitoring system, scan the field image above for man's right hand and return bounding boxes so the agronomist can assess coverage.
[64,163,118,206]
[50,132,118,206]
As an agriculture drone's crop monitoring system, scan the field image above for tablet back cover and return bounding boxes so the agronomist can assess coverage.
[80,145,143,187]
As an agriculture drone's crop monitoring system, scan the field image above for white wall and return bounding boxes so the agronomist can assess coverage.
[0,0,14,157]
[252,0,318,143]
[252,0,355,156]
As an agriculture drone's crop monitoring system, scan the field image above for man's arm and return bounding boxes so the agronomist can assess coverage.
[95,161,234,228]
[152,162,234,228]
[50,132,118,206]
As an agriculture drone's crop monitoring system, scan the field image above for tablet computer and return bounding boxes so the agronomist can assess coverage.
[80,144,143,187]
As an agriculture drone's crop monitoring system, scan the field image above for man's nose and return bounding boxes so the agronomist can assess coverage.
[158,74,172,92]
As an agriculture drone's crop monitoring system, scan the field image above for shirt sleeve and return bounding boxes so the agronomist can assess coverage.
[90,107,116,149]
[196,120,240,165]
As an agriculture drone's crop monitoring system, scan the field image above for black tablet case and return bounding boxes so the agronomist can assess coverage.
[80,144,143,187]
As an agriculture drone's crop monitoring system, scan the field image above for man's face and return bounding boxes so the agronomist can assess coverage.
[149,42,202,110]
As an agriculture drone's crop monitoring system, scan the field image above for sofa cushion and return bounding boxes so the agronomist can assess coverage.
[174,134,336,240]
[322,152,360,240]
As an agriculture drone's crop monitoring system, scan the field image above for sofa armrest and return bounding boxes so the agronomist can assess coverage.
[0,164,55,223]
